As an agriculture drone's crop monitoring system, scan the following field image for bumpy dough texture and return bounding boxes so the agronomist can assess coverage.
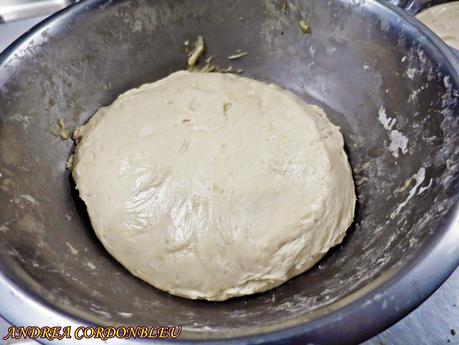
[416,1,459,50]
[72,71,355,301]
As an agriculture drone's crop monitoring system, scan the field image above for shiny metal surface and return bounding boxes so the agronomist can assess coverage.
[388,0,457,14]
[0,0,72,23]
[0,15,46,51]
[0,1,458,344]
[367,268,459,344]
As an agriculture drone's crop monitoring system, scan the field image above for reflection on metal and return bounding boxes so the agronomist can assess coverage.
[0,0,73,23]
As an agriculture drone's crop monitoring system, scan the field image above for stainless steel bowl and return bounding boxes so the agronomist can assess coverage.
[0,0,458,344]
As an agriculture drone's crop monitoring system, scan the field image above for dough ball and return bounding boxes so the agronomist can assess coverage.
[416,1,459,50]
[71,71,355,301]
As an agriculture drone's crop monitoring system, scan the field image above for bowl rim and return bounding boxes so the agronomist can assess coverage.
[0,0,458,344]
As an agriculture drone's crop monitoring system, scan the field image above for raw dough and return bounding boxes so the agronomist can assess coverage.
[416,1,459,50]
[72,71,355,301]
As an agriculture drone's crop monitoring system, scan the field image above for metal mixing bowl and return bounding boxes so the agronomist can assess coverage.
[0,0,458,344]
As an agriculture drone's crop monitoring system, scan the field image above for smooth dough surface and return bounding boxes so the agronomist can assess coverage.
[416,1,459,50]
[72,71,355,301]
